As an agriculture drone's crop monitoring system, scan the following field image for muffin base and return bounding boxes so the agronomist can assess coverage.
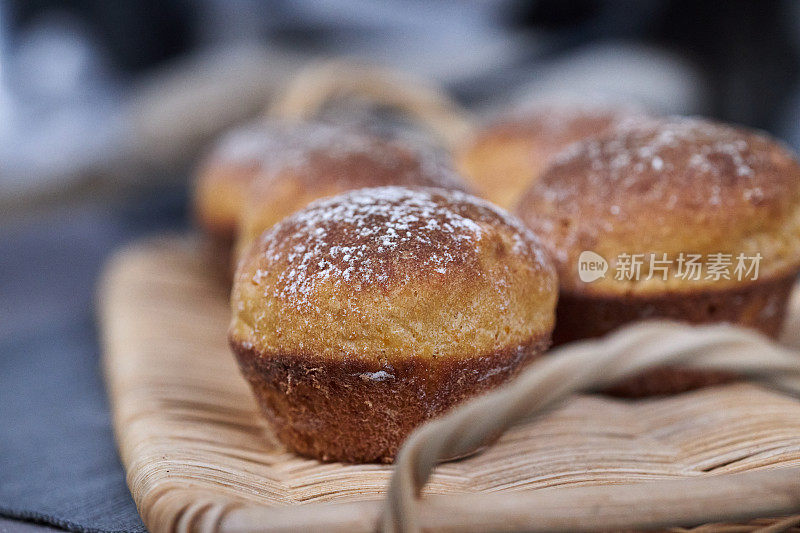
[554,273,797,397]
[230,335,551,463]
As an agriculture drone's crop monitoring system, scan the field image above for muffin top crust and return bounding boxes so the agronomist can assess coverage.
[236,121,469,252]
[456,103,644,209]
[473,103,642,153]
[192,122,277,237]
[516,116,800,295]
[231,186,557,364]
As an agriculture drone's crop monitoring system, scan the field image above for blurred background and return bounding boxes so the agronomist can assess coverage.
[2,1,800,531]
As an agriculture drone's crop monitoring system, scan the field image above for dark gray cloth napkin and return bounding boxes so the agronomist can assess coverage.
[1,188,187,532]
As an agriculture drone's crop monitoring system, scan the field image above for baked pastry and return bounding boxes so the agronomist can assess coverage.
[192,123,276,263]
[235,121,469,258]
[229,186,557,462]
[194,121,468,275]
[457,103,643,209]
[516,116,800,395]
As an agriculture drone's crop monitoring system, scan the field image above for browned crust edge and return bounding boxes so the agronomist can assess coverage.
[229,334,552,463]
[554,272,798,397]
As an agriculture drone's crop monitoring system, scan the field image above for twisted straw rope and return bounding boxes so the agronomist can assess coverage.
[268,59,474,149]
[382,320,800,533]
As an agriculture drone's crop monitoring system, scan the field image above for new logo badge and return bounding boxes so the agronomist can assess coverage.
[578,251,608,283]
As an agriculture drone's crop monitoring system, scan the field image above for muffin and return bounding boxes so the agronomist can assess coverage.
[516,116,800,396]
[192,122,277,262]
[457,104,643,209]
[235,121,470,259]
[229,186,557,462]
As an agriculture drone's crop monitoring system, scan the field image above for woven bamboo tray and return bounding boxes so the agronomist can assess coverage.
[99,236,800,532]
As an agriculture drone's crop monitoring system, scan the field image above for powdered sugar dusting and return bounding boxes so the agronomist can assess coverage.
[357,370,395,381]
[214,120,465,192]
[546,115,795,208]
[251,186,543,306]
[519,115,800,277]
[213,120,377,166]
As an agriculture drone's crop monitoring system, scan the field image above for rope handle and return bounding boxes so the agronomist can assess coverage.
[268,59,474,149]
[382,320,800,533]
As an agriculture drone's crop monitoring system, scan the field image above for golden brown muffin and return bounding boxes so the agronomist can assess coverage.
[229,186,557,462]
[235,122,470,260]
[516,116,800,396]
[192,123,278,260]
[457,104,643,209]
